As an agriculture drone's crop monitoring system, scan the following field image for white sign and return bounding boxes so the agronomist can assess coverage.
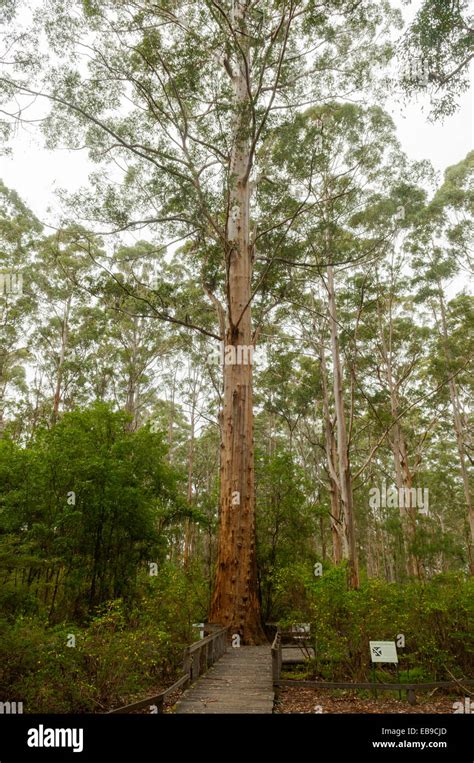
[369,641,398,664]
[292,623,310,634]
[192,622,205,639]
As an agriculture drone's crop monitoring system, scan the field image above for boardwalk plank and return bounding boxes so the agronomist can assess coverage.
[175,645,274,714]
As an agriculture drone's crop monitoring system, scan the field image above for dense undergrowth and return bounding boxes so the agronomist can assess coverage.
[1,565,471,711]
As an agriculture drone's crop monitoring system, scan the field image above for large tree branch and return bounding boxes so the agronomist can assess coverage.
[0,78,193,184]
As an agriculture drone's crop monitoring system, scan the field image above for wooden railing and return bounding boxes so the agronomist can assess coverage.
[271,631,282,686]
[107,625,228,714]
[278,678,474,706]
[271,626,473,705]
[185,625,228,683]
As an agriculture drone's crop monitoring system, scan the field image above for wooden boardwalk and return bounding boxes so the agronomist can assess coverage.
[176,645,274,714]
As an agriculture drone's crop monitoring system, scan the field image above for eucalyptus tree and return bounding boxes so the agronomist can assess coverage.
[96,241,181,429]
[355,261,434,578]
[262,102,420,586]
[170,346,221,565]
[1,0,399,639]
[0,182,41,434]
[31,228,99,423]
[409,152,474,572]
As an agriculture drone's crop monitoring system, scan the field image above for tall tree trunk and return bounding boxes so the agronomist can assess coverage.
[124,321,139,431]
[319,328,344,563]
[437,285,474,574]
[376,294,421,578]
[125,372,137,430]
[52,297,71,423]
[389,421,421,578]
[319,513,327,562]
[183,390,196,568]
[166,372,177,464]
[0,384,5,435]
[209,2,264,643]
[327,265,359,589]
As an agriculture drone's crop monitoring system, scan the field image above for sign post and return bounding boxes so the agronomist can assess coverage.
[192,622,205,640]
[369,641,399,700]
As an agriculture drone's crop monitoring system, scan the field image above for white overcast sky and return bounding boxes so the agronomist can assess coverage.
[0,0,472,228]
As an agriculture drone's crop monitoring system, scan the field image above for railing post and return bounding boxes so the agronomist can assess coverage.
[183,647,191,677]
[185,626,228,685]
[192,649,200,681]
[202,642,209,673]
[272,650,278,684]
[271,633,281,686]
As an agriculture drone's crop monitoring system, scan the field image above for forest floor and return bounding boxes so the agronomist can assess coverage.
[163,686,458,714]
[276,686,459,714]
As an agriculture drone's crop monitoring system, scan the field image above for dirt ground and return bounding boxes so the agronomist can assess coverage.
[276,686,460,714]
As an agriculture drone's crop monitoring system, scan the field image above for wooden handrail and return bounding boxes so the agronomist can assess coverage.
[107,624,229,714]
[107,673,191,715]
[276,677,474,706]
[279,678,474,691]
[271,631,282,686]
[272,626,473,706]
[188,627,227,653]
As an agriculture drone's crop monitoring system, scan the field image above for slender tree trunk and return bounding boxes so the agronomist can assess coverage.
[327,265,359,588]
[124,322,139,431]
[49,567,61,620]
[166,372,177,464]
[437,286,474,573]
[374,518,383,579]
[0,382,5,435]
[183,392,196,568]
[319,514,327,562]
[376,295,420,578]
[366,523,374,577]
[125,372,137,429]
[319,329,344,563]
[30,370,44,439]
[209,2,264,643]
[52,297,71,423]
[388,418,420,577]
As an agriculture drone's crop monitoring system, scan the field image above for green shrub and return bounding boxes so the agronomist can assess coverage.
[0,564,209,713]
[273,566,473,683]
